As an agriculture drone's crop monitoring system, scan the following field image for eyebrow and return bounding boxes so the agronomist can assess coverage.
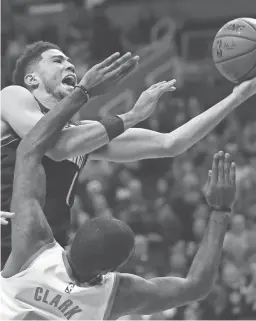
[51,55,72,63]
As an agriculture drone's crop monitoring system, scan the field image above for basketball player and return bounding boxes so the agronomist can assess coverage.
[1,41,168,264]
[1,41,256,265]
[1,80,237,319]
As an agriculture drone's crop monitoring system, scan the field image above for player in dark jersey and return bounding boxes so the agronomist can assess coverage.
[1,75,238,319]
[1,40,177,266]
[1,40,256,266]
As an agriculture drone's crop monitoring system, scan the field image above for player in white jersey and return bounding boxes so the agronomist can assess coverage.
[1,58,238,320]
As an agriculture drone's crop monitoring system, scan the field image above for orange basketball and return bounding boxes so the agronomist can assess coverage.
[212,18,256,83]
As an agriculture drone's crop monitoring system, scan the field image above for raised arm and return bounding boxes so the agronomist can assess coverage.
[3,84,97,275]
[2,81,175,276]
[91,77,256,162]
[1,85,136,160]
[1,52,140,161]
[109,151,236,319]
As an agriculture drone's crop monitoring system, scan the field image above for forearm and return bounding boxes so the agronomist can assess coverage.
[22,87,88,155]
[187,210,230,295]
[164,92,244,156]
[47,111,140,160]
[22,85,141,157]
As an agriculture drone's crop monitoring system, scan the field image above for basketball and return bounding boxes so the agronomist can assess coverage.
[212,18,256,83]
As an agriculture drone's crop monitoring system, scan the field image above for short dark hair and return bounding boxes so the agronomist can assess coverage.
[12,41,61,87]
[70,216,135,280]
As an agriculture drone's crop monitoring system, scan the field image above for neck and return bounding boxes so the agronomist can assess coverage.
[63,250,101,286]
[32,89,61,110]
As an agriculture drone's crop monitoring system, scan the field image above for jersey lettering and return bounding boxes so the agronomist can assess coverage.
[34,287,82,319]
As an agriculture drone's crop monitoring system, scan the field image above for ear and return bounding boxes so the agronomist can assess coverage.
[24,73,39,88]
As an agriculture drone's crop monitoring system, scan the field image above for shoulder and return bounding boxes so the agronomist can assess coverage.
[1,86,40,124]
[1,85,33,97]
[1,86,36,112]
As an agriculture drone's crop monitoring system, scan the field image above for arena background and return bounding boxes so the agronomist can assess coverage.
[1,0,256,319]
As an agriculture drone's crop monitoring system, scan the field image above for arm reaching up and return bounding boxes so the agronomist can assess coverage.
[1,52,140,161]
[1,80,175,277]
[91,77,256,162]
[107,151,236,319]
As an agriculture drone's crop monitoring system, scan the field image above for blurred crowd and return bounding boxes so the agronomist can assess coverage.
[1,1,256,320]
[71,111,256,320]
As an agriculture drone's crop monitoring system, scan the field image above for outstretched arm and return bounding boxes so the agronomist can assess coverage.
[3,80,174,275]
[109,151,236,319]
[1,52,139,161]
[2,59,155,275]
[91,78,256,162]
[3,87,92,275]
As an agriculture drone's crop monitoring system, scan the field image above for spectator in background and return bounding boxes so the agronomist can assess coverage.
[90,5,123,62]
[242,121,256,156]
[3,34,27,86]
[244,262,256,315]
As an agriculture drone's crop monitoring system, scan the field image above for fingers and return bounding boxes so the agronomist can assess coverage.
[160,80,176,92]
[211,153,219,184]
[211,151,236,187]
[205,170,212,190]
[97,52,121,68]
[0,211,15,218]
[229,162,236,186]
[1,218,9,225]
[0,212,14,225]
[151,79,176,89]
[224,153,231,182]
[150,81,167,89]
[103,52,132,73]
[217,151,224,184]
[149,79,176,95]
[116,59,138,82]
[107,55,140,79]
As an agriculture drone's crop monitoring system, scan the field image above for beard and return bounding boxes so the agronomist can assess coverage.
[43,79,71,101]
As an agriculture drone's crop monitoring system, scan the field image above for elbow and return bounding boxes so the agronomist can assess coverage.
[162,135,181,157]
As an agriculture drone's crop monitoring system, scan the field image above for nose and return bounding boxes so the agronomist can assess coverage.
[66,61,76,74]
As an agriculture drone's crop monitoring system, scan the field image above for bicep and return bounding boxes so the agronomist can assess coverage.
[90,128,168,162]
[111,273,197,318]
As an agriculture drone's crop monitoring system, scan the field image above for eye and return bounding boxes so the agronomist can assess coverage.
[54,59,62,64]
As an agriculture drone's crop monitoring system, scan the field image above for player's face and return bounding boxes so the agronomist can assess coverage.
[37,49,77,100]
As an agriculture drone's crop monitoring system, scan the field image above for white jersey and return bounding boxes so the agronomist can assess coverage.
[0,242,119,320]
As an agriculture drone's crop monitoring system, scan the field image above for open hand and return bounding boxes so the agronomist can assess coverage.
[81,52,139,97]
[0,211,15,225]
[233,76,256,101]
[204,151,236,210]
[131,80,176,122]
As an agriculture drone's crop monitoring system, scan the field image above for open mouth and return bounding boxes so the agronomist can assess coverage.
[62,75,76,88]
